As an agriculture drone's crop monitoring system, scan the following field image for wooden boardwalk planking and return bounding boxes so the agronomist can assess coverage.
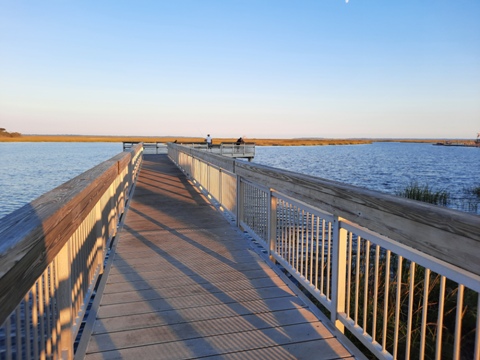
[81,155,356,360]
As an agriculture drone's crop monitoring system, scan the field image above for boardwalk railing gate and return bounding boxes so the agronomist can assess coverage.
[168,143,480,360]
[0,144,143,359]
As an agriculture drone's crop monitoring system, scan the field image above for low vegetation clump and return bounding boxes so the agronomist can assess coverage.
[468,185,480,198]
[0,128,21,138]
[396,181,449,206]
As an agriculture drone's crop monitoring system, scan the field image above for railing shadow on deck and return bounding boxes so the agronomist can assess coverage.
[78,155,351,359]
[0,144,143,359]
[168,143,480,360]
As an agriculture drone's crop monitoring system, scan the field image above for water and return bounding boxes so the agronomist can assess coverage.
[0,142,122,219]
[0,142,479,220]
[250,142,480,214]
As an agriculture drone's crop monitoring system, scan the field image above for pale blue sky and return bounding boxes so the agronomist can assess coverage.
[1,1,479,139]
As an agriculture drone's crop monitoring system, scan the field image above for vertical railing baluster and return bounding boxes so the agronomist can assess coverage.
[45,266,52,358]
[57,240,73,359]
[39,274,45,360]
[15,306,21,360]
[6,315,12,360]
[453,284,464,360]
[32,282,39,359]
[419,268,430,360]
[309,214,316,285]
[382,250,391,353]
[25,293,31,360]
[354,237,361,325]
[268,191,277,262]
[315,218,320,291]
[475,295,480,360]
[288,204,293,266]
[372,244,380,344]
[406,261,416,359]
[300,209,305,277]
[346,232,353,317]
[436,275,447,360]
[363,240,370,333]
[236,176,244,227]
[326,222,332,299]
[320,218,326,296]
[331,216,347,332]
[393,255,404,359]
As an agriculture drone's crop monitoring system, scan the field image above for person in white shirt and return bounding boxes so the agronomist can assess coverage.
[206,134,212,148]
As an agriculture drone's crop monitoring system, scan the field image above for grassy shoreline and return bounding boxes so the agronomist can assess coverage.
[0,135,459,146]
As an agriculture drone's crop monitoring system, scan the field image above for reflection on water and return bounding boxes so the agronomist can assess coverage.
[0,142,121,219]
[251,142,480,214]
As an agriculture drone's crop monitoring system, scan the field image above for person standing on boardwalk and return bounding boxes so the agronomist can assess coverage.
[206,134,212,148]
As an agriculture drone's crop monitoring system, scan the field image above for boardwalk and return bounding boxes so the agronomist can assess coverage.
[79,155,357,359]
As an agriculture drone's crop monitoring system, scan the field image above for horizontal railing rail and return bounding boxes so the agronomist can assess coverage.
[168,143,480,360]
[179,142,255,159]
[0,144,143,359]
[123,141,167,154]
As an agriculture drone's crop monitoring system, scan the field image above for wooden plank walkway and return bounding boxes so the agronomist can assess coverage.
[79,155,358,360]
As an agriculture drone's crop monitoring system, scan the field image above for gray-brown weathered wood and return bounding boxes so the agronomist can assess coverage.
[0,145,142,324]
[234,161,480,276]
[80,154,356,360]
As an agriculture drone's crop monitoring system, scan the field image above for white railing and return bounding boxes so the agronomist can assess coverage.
[123,142,167,154]
[0,144,143,359]
[180,142,255,159]
[168,143,480,360]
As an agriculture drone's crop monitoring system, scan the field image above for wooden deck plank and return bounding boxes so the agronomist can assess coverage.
[93,297,308,334]
[81,154,356,360]
[86,323,348,360]
[87,307,321,353]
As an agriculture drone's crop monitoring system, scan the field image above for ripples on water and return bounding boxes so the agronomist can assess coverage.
[0,142,479,220]
[0,142,122,219]
[251,142,480,214]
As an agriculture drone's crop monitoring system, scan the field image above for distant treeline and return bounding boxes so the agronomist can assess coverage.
[0,128,21,137]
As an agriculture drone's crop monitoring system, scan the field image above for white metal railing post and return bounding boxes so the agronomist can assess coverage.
[219,169,223,204]
[331,216,347,333]
[236,176,244,227]
[56,240,73,359]
[268,190,277,262]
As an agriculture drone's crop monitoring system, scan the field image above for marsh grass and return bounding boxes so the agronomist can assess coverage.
[345,250,477,359]
[466,185,480,198]
[0,135,376,146]
[396,181,450,206]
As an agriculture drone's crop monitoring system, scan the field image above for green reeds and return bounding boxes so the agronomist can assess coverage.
[468,185,480,198]
[396,181,449,206]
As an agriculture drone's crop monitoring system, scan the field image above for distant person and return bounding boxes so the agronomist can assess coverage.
[236,137,244,145]
[206,134,212,148]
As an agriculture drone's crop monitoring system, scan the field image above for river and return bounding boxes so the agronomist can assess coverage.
[0,142,122,219]
[251,142,480,214]
[0,141,479,220]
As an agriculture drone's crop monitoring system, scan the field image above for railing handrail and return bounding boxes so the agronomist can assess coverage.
[168,143,479,276]
[234,161,480,277]
[168,143,480,359]
[0,144,143,325]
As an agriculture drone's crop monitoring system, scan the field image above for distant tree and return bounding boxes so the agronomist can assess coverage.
[0,128,22,137]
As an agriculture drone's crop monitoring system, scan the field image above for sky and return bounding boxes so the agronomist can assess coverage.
[0,1,479,139]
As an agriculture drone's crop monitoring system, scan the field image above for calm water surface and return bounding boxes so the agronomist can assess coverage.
[1,142,479,220]
[0,142,122,219]
[251,142,480,214]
